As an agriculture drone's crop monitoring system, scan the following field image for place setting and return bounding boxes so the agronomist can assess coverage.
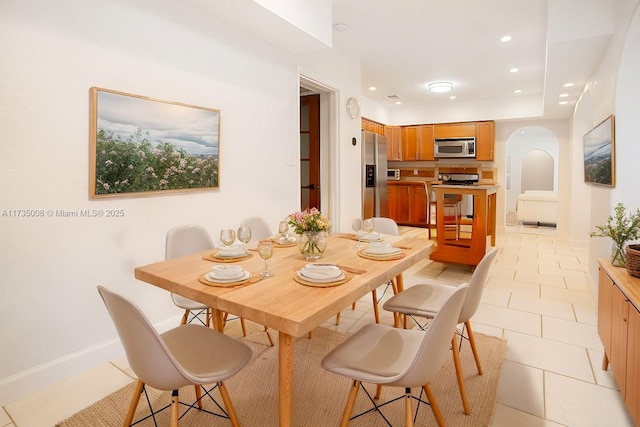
[198,264,259,288]
[293,263,353,288]
[203,229,253,262]
[357,242,405,261]
[270,220,297,247]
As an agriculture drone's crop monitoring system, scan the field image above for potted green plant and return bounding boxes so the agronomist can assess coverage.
[590,203,640,267]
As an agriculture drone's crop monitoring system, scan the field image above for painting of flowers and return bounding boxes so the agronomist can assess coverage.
[89,87,220,198]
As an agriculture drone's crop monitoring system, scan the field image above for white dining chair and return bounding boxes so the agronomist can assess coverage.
[383,248,498,414]
[239,216,273,241]
[97,285,252,427]
[322,285,469,427]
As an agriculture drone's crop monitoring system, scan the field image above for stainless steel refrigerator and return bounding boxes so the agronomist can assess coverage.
[362,131,388,218]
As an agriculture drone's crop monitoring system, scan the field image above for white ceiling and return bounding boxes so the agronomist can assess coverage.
[178,0,613,121]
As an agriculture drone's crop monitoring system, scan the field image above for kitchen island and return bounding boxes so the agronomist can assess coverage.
[430,184,499,266]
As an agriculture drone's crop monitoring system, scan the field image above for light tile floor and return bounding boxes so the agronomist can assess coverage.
[1,226,636,426]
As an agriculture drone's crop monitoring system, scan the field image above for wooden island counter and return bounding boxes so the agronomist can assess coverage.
[429,184,499,266]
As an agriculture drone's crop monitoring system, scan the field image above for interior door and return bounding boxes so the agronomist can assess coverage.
[300,94,320,210]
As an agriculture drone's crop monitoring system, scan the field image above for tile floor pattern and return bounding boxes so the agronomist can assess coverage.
[2,226,636,426]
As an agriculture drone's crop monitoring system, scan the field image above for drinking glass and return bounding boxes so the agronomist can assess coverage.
[257,240,274,278]
[278,220,289,243]
[237,225,252,249]
[220,229,236,247]
[362,218,374,234]
[352,218,363,249]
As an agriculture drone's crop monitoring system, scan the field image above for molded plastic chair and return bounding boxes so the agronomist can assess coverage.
[239,216,273,241]
[97,285,252,427]
[322,285,469,427]
[347,217,401,324]
[383,248,498,414]
[165,225,219,329]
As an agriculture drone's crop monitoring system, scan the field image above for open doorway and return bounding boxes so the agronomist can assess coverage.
[299,75,340,229]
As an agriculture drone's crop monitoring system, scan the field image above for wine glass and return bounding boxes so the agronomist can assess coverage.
[278,220,289,243]
[220,229,236,247]
[362,218,374,234]
[257,240,274,278]
[237,225,252,249]
[352,218,363,249]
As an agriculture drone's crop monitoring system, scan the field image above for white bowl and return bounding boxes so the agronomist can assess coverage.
[210,264,244,279]
[218,244,246,257]
[365,242,400,255]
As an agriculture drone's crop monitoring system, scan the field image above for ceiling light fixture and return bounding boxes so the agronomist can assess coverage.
[427,81,453,93]
[449,95,456,100]
[509,67,519,73]
[500,35,512,42]
[369,86,376,91]
[563,82,574,87]
[514,89,522,94]
[559,101,568,105]
[559,93,569,97]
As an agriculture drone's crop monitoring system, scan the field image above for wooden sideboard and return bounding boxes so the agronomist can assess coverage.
[598,259,640,425]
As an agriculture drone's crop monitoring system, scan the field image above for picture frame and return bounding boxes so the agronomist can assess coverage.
[583,114,615,187]
[89,87,220,199]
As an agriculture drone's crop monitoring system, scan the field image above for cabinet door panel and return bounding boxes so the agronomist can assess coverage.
[402,127,419,161]
[384,126,402,161]
[627,305,640,424]
[411,185,428,223]
[611,285,629,396]
[598,269,614,359]
[395,185,411,222]
[387,185,397,221]
[434,123,476,138]
[418,125,435,160]
[476,121,495,160]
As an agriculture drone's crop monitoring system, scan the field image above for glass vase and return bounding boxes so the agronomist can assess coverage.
[611,243,627,267]
[298,231,327,260]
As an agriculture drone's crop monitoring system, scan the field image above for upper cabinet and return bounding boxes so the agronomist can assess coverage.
[361,118,384,135]
[402,125,434,161]
[384,125,402,161]
[433,122,477,139]
[476,121,495,161]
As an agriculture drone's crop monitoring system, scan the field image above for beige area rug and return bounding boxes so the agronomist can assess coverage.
[56,324,506,427]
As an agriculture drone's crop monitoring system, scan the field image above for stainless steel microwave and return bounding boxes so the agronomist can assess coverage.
[387,169,401,180]
[434,137,476,158]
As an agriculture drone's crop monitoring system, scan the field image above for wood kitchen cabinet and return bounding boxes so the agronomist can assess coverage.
[387,182,429,227]
[476,121,495,161]
[362,118,384,135]
[384,125,402,161]
[433,122,477,139]
[598,260,640,425]
[402,125,434,161]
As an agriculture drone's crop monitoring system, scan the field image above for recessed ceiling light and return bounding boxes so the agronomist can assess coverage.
[514,89,522,94]
[449,95,456,100]
[500,35,512,42]
[369,86,377,91]
[395,101,402,105]
[333,23,348,32]
[509,67,519,73]
[559,93,569,97]
[427,81,453,93]
[563,82,574,87]
[559,101,568,105]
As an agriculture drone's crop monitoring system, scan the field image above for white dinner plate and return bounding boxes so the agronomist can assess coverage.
[365,243,401,256]
[356,232,383,242]
[209,267,245,281]
[205,271,250,283]
[300,266,342,281]
[297,270,345,283]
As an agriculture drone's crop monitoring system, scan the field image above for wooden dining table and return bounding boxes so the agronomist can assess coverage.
[134,233,433,427]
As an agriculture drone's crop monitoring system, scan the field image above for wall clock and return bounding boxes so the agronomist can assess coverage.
[346,97,361,119]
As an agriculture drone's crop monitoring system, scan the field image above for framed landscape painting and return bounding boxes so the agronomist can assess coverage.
[584,114,615,187]
[89,87,220,199]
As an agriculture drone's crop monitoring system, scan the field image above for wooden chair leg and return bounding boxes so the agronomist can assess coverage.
[180,309,189,325]
[465,321,483,375]
[602,352,609,370]
[340,380,360,427]
[170,389,179,427]
[194,384,203,409]
[264,326,274,346]
[371,289,380,324]
[451,335,470,414]
[351,302,356,310]
[423,384,445,427]
[336,311,341,325]
[404,388,414,427]
[124,379,144,427]
[375,384,382,400]
[240,318,247,337]
[218,382,241,427]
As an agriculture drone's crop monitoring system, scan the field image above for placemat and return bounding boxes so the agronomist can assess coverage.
[293,272,353,288]
[357,250,405,261]
[198,273,262,288]
[202,252,253,263]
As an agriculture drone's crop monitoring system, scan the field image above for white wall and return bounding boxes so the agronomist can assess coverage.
[572,0,640,287]
[0,0,363,404]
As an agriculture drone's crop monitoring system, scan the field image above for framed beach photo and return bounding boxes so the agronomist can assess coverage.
[583,114,615,187]
[89,87,220,199]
